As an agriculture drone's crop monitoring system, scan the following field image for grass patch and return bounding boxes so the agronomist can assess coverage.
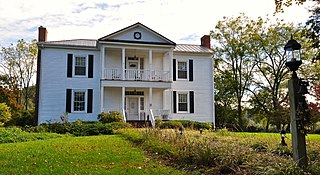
[0,135,186,175]
[117,128,320,174]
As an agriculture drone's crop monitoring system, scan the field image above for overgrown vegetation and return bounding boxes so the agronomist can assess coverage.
[117,128,320,174]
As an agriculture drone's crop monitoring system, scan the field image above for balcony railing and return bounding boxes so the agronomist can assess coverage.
[104,68,170,82]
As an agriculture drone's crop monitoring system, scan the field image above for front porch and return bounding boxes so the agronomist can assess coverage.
[101,87,171,127]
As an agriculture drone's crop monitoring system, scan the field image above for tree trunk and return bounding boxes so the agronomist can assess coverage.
[237,99,243,131]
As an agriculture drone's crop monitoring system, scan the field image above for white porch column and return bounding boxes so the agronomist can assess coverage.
[122,48,126,80]
[122,86,125,111]
[100,86,104,112]
[169,50,173,81]
[149,49,152,80]
[149,87,152,109]
[101,46,105,79]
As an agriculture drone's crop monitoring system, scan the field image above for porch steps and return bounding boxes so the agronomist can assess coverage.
[127,120,152,128]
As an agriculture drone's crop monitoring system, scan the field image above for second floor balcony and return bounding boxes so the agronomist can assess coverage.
[104,68,171,82]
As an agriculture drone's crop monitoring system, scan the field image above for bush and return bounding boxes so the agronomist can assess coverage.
[108,122,132,130]
[313,122,320,134]
[98,111,123,123]
[159,120,183,129]
[193,122,212,130]
[25,120,131,136]
[177,120,212,130]
[0,103,11,126]
[178,120,196,129]
[6,109,36,127]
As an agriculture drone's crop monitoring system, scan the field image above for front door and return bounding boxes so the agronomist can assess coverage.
[128,97,139,120]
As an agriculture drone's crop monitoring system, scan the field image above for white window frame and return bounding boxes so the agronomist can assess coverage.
[73,55,88,77]
[176,91,189,113]
[177,60,188,80]
[72,89,87,113]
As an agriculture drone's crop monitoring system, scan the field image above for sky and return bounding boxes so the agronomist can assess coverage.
[0,0,316,47]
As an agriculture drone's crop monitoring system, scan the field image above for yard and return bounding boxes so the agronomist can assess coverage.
[0,135,185,175]
[1,127,320,174]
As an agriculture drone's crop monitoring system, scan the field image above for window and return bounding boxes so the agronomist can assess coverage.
[140,97,144,110]
[178,93,188,112]
[177,61,187,79]
[74,56,86,76]
[73,90,86,112]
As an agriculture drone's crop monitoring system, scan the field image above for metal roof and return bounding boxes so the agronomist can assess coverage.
[40,39,97,47]
[174,44,213,54]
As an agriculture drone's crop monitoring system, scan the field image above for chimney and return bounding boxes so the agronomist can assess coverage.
[38,26,47,42]
[201,35,210,49]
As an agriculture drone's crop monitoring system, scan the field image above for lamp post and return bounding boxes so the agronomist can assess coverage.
[285,36,308,167]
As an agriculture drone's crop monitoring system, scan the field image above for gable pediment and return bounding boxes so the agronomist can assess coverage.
[99,22,175,46]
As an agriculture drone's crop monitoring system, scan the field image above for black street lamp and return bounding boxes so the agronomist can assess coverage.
[285,36,308,167]
[285,36,302,74]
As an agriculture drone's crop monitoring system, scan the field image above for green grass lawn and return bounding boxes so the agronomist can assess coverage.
[0,135,186,175]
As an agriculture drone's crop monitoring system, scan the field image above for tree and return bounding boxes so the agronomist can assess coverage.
[214,59,238,129]
[212,14,259,130]
[307,81,320,123]
[274,0,318,13]
[249,19,308,131]
[0,39,38,110]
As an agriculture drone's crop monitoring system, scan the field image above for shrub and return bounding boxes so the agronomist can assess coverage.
[176,120,212,130]
[178,120,196,129]
[159,120,183,129]
[98,111,123,123]
[313,122,320,134]
[0,103,11,126]
[108,122,132,130]
[193,122,212,130]
[6,109,36,127]
[25,120,131,136]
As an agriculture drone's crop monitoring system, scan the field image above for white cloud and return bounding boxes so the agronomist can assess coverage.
[0,0,314,47]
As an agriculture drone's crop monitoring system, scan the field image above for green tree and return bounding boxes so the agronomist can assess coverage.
[274,0,310,13]
[214,60,238,129]
[0,103,11,126]
[0,39,38,110]
[249,19,308,131]
[212,14,262,130]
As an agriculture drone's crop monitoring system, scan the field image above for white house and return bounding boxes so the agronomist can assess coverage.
[35,22,214,127]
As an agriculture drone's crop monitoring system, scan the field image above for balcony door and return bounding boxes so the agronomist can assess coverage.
[126,56,144,80]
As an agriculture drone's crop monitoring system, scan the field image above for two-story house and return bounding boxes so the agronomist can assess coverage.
[35,22,214,127]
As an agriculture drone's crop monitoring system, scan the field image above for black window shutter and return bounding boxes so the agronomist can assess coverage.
[173,59,176,81]
[173,91,177,113]
[87,89,93,113]
[88,55,94,78]
[190,91,194,113]
[189,60,193,81]
[66,89,72,113]
[67,54,73,77]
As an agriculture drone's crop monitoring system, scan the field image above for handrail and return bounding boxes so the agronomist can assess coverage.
[104,68,170,82]
[122,108,126,123]
[149,109,155,128]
